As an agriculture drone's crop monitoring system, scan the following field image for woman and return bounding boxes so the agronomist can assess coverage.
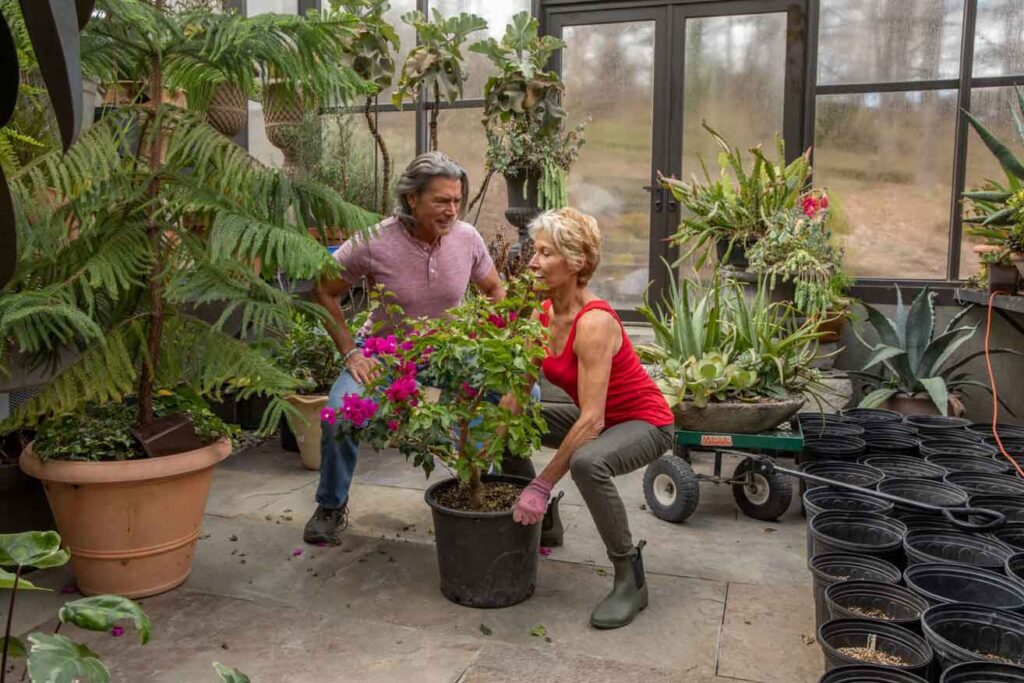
[509,207,674,629]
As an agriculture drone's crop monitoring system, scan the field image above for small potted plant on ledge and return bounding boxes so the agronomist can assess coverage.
[636,274,824,434]
[322,276,547,607]
[852,286,1021,416]
[275,314,342,470]
[659,123,811,270]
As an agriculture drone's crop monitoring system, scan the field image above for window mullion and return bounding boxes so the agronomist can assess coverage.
[947,0,979,282]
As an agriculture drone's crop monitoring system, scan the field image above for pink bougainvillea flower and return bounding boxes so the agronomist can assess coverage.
[538,547,552,557]
[292,548,304,557]
[320,407,337,425]
[380,335,398,355]
[819,192,829,209]
[399,360,418,378]
[488,314,507,329]
[385,376,418,403]
[460,382,479,399]
[467,332,477,340]
[508,311,518,322]
[399,340,414,352]
[341,394,379,427]
[801,196,818,217]
[387,420,399,431]
[110,626,125,637]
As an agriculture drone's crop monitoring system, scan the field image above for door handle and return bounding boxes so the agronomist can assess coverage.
[642,185,663,213]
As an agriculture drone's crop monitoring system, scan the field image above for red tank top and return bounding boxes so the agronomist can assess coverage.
[540,299,674,428]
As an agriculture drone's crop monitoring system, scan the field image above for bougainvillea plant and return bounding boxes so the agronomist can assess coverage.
[321,275,547,509]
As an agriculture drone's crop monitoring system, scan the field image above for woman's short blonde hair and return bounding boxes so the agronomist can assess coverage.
[528,208,602,285]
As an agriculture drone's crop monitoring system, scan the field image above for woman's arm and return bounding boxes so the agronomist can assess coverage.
[535,310,619,486]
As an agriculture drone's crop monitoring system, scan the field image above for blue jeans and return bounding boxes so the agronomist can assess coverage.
[315,366,542,509]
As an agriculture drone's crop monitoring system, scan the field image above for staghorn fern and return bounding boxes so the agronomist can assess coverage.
[1,2,380,439]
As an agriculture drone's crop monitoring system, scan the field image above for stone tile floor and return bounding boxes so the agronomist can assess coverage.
[10,439,823,682]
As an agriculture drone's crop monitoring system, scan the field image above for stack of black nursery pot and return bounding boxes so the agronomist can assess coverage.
[796,410,1024,682]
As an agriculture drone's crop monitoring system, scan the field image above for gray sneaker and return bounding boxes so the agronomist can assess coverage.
[303,504,348,545]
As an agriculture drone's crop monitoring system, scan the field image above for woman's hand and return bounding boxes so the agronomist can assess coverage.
[513,477,552,525]
[345,353,380,385]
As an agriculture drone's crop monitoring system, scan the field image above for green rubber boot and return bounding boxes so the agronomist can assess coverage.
[589,541,648,629]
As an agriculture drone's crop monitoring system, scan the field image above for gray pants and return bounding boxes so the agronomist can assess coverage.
[542,404,673,561]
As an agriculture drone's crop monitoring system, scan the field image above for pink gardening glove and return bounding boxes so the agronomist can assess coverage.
[513,478,553,526]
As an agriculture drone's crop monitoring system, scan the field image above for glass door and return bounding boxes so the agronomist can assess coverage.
[546,0,810,314]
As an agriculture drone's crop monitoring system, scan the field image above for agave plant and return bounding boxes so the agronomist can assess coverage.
[962,87,1024,246]
[853,287,1020,415]
[637,272,823,406]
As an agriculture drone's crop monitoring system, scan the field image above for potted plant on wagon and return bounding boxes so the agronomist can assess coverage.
[0,0,375,598]
[471,12,587,245]
[274,314,342,470]
[852,286,1021,416]
[322,276,547,607]
[636,273,824,434]
[659,123,811,270]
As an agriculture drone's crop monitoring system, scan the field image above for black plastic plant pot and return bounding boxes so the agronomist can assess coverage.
[801,461,886,491]
[969,495,1024,524]
[804,437,869,462]
[970,423,1024,439]
[862,455,949,482]
[1008,552,1024,584]
[898,514,958,532]
[798,412,850,426]
[815,424,869,439]
[820,665,929,682]
[917,430,983,444]
[862,435,920,457]
[842,408,905,425]
[903,562,1024,612]
[992,522,1024,552]
[866,425,920,440]
[804,487,896,518]
[905,415,972,431]
[920,441,999,458]
[825,580,930,632]
[424,474,540,608]
[804,488,895,563]
[903,529,1015,571]
[811,511,908,568]
[925,453,1012,475]
[810,553,902,631]
[921,603,1024,671]
[945,472,1024,497]
[984,437,1024,452]
[940,661,1024,682]
[818,618,934,676]
[876,478,969,518]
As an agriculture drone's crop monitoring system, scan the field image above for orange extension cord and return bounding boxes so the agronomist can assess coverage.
[985,291,1024,479]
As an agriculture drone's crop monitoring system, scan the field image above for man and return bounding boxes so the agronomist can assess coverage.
[304,152,505,545]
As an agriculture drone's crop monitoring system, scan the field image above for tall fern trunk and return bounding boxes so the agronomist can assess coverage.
[138,24,165,427]
[363,97,390,216]
[429,84,439,152]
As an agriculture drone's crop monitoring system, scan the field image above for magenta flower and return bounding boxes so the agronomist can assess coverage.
[399,360,418,378]
[292,548,303,557]
[538,547,552,557]
[387,420,399,431]
[320,407,337,425]
[385,376,418,403]
[362,337,378,357]
[461,382,479,399]
[399,340,414,352]
[380,335,398,354]
[110,626,125,637]
[820,192,829,209]
[508,311,518,322]
[488,313,507,329]
[340,393,379,427]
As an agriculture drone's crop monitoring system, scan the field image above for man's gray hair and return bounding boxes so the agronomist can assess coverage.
[393,152,470,226]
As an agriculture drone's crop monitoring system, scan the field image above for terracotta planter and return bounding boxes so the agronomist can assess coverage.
[205,82,247,138]
[881,393,965,418]
[284,394,328,471]
[19,439,232,598]
[815,310,849,344]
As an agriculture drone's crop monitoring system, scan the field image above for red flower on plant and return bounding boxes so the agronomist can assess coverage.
[385,376,418,403]
[340,393,379,427]
[460,382,479,399]
[110,626,125,637]
[488,314,507,329]
[387,420,399,431]
[320,407,337,425]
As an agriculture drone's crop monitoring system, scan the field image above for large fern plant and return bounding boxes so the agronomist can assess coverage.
[0,0,378,440]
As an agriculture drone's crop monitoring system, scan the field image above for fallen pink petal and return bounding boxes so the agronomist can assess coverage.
[292,548,303,557]
[539,547,552,556]
[110,626,125,637]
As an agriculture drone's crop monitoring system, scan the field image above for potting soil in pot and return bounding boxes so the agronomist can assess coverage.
[436,481,523,512]
[836,648,909,666]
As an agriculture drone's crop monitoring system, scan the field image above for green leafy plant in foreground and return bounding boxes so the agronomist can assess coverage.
[1,531,248,682]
